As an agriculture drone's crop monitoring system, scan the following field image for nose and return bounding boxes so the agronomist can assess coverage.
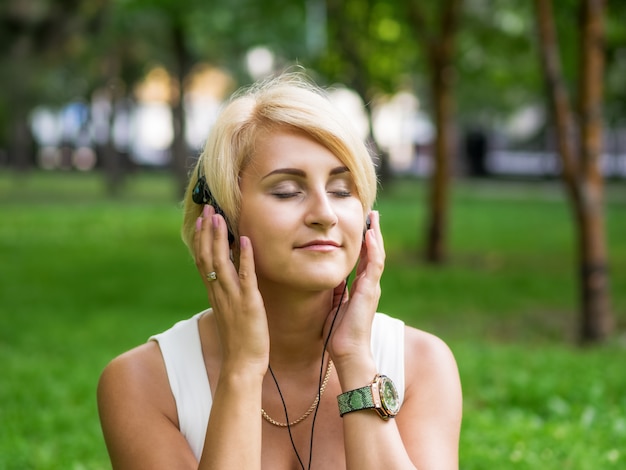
[304,190,338,229]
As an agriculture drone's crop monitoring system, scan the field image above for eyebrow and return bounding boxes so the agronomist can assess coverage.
[261,166,350,180]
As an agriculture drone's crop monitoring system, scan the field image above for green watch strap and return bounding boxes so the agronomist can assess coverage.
[337,385,375,417]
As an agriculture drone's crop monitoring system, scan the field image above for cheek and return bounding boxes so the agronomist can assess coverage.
[343,217,367,256]
[238,210,293,256]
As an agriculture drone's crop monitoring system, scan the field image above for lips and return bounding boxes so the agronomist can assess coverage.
[297,240,341,249]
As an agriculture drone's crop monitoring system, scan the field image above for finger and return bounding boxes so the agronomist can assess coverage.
[333,280,348,298]
[195,206,217,282]
[367,211,384,252]
[237,236,259,295]
[351,218,384,299]
[210,213,238,290]
[332,280,349,308]
[363,211,385,274]
[193,216,202,265]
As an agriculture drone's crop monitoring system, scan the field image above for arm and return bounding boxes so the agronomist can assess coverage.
[195,207,269,469]
[327,211,462,469]
[198,362,264,469]
[337,330,462,470]
[98,206,269,469]
[97,342,267,470]
[335,356,417,469]
[326,210,415,468]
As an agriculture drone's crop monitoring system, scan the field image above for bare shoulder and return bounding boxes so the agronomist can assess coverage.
[403,326,459,381]
[402,325,462,403]
[98,342,196,468]
[97,340,176,433]
[99,340,167,395]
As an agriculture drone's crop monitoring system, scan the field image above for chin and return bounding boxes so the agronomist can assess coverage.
[297,269,352,292]
[263,268,345,292]
[259,255,357,291]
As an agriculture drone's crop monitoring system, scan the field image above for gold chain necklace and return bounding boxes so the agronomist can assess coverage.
[261,359,334,427]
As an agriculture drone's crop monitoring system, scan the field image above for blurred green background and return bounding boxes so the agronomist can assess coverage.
[1,173,624,469]
[2,0,626,468]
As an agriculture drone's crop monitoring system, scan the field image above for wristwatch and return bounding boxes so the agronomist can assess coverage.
[337,374,400,420]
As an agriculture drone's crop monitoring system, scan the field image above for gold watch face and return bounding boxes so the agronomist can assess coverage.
[380,376,400,415]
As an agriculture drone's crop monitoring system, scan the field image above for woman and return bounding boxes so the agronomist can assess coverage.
[97,73,462,469]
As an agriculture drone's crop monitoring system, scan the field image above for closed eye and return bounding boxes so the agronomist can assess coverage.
[327,176,354,198]
[330,190,352,198]
[270,180,302,199]
[271,191,301,199]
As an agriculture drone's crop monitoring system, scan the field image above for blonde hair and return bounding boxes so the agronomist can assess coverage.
[181,73,378,251]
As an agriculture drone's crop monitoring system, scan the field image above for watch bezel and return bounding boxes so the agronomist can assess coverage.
[374,374,400,418]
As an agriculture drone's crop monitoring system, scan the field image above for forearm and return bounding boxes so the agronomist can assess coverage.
[337,358,416,470]
[199,370,264,470]
[342,413,415,470]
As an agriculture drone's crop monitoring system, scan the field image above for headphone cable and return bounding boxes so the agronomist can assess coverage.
[268,276,350,470]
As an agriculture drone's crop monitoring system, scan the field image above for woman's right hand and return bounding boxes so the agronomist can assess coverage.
[193,205,269,377]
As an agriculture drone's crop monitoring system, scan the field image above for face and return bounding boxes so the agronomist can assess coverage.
[238,128,366,292]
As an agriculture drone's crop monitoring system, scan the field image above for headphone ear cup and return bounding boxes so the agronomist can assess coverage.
[213,204,235,245]
[363,214,371,241]
[192,176,209,205]
[193,170,235,245]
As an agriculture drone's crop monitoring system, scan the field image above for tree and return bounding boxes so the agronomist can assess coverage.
[534,0,613,342]
[106,0,312,197]
[406,0,463,263]
[0,0,107,170]
[89,2,150,197]
[318,0,417,185]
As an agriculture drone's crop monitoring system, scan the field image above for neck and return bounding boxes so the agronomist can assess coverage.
[261,286,335,369]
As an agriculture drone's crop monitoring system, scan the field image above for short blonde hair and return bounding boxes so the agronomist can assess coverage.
[181,73,378,251]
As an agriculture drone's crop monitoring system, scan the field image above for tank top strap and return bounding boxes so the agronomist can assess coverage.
[371,312,406,404]
[149,312,210,460]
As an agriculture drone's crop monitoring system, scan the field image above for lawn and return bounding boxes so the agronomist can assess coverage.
[0,171,624,469]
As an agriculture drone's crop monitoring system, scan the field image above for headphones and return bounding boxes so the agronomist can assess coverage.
[192,166,236,245]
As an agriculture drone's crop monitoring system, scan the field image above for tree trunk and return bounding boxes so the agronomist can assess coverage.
[170,22,191,199]
[10,110,34,171]
[424,58,453,262]
[534,0,613,343]
[100,59,125,198]
[577,0,612,341]
[408,0,462,264]
[102,106,123,197]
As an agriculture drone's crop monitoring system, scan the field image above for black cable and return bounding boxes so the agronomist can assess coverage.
[268,364,306,470]
[306,277,349,469]
[269,276,350,470]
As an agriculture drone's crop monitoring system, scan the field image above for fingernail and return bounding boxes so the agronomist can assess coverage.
[212,214,219,229]
[240,236,248,248]
[203,205,210,217]
[196,217,202,231]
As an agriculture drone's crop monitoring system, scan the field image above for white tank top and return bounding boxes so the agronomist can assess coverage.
[150,311,405,461]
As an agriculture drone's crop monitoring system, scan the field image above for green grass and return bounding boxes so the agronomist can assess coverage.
[1,171,625,469]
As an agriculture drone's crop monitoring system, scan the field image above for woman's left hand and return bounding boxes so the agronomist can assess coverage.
[323,210,385,370]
